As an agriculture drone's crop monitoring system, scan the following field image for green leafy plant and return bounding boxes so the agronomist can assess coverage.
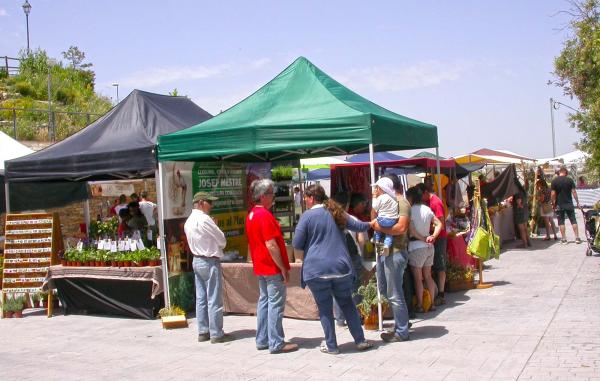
[89,217,119,240]
[354,278,387,317]
[271,166,294,181]
[4,296,25,312]
[446,263,474,282]
[158,305,186,318]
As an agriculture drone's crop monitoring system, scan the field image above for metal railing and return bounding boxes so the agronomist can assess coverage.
[1,56,20,76]
[0,107,103,141]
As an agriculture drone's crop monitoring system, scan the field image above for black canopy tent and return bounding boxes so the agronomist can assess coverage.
[5,90,212,183]
[4,89,211,212]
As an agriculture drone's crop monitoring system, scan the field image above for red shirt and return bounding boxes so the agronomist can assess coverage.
[428,194,447,238]
[245,206,290,276]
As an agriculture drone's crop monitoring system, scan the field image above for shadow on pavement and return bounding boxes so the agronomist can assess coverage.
[228,328,257,340]
[409,325,448,340]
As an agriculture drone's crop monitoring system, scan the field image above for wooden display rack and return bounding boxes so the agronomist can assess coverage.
[1,212,63,318]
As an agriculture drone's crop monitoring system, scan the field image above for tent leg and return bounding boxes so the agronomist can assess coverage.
[156,162,171,308]
[4,181,10,213]
[435,147,442,199]
[83,198,90,237]
[368,144,383,332]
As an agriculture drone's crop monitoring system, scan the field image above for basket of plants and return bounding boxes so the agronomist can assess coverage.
[446,262,475,292]
[158,305,188,329]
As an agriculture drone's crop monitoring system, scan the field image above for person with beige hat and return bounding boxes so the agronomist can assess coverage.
[184,191,233,344]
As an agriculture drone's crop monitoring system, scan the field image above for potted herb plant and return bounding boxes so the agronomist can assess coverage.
[158,305,188,329]
[355,278,387,330]
[2,298,15,318]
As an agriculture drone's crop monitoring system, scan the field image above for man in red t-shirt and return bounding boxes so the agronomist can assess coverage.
[246,179,298,354]
[419,182,448,305]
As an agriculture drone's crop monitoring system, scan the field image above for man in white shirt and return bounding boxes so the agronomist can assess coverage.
[138,191,157,239]
[184,191,233,344]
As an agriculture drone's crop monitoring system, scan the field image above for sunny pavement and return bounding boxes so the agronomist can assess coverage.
[1,213,599,381]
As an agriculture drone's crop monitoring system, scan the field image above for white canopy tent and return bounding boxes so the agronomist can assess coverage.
[0,131,34,174]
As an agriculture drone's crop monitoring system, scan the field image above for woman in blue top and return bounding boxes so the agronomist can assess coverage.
[292,184,374,354]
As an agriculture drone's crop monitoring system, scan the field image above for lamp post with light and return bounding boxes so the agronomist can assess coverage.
[22,0,32,54]
[112,83,119,103]
[549,98,581,158]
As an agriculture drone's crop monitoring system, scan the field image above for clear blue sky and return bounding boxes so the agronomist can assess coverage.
[0,0,582,158]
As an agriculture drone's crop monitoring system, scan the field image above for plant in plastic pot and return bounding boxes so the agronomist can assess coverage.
[354,278,387,330]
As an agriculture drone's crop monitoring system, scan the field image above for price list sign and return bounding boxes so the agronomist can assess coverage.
[2,213,62,294]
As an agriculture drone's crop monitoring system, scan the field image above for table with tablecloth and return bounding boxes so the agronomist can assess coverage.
[491,206,515,242]
[447,234,477,267]
[43,265,164,319]
[222,262,319,320]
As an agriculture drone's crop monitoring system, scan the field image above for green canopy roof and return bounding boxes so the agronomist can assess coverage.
[412,151,446,159]
[158,57,438,162]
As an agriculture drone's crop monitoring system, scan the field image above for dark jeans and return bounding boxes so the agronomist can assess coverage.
[306,275,366,351]
[333,254,362,323]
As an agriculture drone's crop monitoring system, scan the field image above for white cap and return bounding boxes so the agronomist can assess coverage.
[374,177,396,198]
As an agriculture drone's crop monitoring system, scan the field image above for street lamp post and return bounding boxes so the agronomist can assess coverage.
[549,98,581,158]
[549,98,556,158]
[22,1,32,54]
[112,83,119,103]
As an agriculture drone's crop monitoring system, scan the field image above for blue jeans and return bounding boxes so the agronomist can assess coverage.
[374,217,397,247]
[334,254,363,323]
[382,251,410,339]
[306,275,366,351]
[192,256,224,338]
[256,274,286,352]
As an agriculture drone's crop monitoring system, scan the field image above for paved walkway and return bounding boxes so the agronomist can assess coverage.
[1,218,599,380]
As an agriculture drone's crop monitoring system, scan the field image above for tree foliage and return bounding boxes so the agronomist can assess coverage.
[62,46,93,69]
[553,0,600,180]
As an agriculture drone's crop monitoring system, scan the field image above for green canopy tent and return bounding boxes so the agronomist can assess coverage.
[158,57,437,162]
[156,57,440,329]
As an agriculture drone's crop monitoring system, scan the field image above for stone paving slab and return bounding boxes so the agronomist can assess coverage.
[1,215,599,380]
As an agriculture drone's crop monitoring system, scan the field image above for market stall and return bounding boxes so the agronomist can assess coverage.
[157,57,440,327]
[3,90,212,317]
[42,265,164,319]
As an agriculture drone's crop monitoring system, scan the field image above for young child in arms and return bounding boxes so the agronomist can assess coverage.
[372,177,399,255]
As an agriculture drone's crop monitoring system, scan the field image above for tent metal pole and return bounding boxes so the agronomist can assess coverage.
[368,144,383,332]
[4,181,10,213]
[435,147,442,199]
[83,198,90,237]
[156,162,171,308]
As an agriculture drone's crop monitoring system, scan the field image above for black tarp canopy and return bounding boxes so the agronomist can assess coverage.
[5,90,212,182]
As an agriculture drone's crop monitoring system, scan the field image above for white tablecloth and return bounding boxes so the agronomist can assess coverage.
[492,206,515,242]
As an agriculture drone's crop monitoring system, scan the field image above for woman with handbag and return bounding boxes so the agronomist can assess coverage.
[536,179,558,241]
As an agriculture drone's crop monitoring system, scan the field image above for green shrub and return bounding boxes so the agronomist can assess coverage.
[0,68,7,79]
[15,81,36,97]
[55,87,77,104]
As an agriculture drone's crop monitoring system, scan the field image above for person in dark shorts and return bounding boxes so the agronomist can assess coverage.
[551,167,581,244]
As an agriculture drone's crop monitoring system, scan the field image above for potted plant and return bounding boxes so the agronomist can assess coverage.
[2,298,15,318]
[446,263,475,292]
[12,296,25,318]
[355,278,387,331]
[147,248,161,266]
[271,165,294,182]
[158,305,188,329]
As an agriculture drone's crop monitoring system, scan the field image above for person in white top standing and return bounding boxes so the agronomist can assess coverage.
[138,191,157,239]
[184,191,233,344]
[406,186,442,313]
[371,177,399,255]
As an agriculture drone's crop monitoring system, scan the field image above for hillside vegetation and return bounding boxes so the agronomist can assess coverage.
[0,49,112,141]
